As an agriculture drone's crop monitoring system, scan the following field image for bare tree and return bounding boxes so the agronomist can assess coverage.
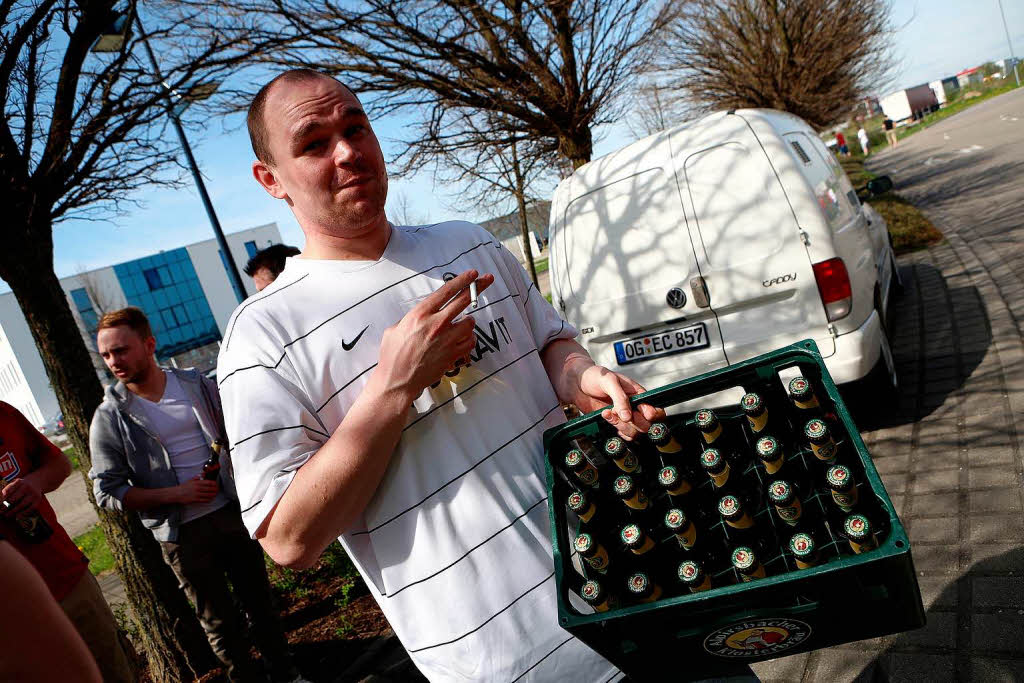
[654,0,896,129]
[1,2,263,679]
[188,0,675,170]
[387,189,429,226]
[628,82,689,137]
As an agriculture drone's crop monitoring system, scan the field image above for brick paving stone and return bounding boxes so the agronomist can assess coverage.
[970,544,1023,573]
[911,469,961,494]
[873,455,911,475]
[917,576,958,609]
[968,445,1016,467]
[969,487,1022,514]
[910,516,960,544]
[808,648,889,683]
[888,652,956,683]
[897,610,958,651]
[970,658,1024,683]
[911,491,962,517]
[969,515,1024,544]
[973,577,1024,609]
[749,651,810,682]
[968,466,1013,491]
[972,612,1024,653]
[911,543,961,575]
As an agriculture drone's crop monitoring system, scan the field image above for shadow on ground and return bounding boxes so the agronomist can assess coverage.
[843,262,990,433]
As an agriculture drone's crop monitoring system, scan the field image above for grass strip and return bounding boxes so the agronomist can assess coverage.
[73,524,115,576]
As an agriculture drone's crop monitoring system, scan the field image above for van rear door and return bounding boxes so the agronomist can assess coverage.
[671,117,830,366]
[553,136,729,391]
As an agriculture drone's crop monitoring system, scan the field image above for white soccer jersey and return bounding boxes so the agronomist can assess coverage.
[217,222,622,682]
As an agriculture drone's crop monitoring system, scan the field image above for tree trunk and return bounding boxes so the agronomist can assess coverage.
[0,216,217,682]
[560,128,593,170]
[510,144,539,289]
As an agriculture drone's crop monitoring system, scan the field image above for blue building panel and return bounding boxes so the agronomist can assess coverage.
[113,247,221,360]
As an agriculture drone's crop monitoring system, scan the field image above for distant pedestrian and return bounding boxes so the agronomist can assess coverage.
[883,118,897,147]
[0,401,133,682]
[835,131,850,157]
[244,243,301,291]
[858,127,870,156]
[89,307,307,683]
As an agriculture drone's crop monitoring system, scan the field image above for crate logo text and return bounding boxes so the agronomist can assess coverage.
[703,617,811,657]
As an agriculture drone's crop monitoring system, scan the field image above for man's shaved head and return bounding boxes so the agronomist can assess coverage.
[247,69,356,164]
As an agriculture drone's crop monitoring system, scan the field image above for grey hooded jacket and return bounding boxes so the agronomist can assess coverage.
[88,368,237,542]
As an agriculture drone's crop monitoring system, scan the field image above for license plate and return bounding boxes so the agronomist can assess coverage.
[614,323,710,366]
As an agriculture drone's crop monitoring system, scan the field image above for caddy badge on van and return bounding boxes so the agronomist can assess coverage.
[763,273,797,287]
[666,288,687,308]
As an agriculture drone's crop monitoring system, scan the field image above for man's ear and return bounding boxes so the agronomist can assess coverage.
[253,160,289,200]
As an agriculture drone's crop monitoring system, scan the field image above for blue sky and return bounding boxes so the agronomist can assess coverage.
[38,0,1024,285]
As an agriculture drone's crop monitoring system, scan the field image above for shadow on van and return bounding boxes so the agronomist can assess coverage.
[841,261,991,432]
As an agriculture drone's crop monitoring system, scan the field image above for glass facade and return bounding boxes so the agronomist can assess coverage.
[113,248,220,360]
[70,288,100,337]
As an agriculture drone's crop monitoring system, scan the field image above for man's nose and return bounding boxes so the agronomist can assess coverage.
[333,138,361,166]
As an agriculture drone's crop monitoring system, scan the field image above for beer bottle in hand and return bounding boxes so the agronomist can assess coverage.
[1,499,53,544]
[202,440,224,481]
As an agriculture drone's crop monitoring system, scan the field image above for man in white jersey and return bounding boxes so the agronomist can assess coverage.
[89,308,305,683]
[219,69,663,681]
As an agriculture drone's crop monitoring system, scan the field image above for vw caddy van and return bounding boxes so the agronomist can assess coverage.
[548,109,901,403]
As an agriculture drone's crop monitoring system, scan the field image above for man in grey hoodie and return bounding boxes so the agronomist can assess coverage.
[88,307,303,683]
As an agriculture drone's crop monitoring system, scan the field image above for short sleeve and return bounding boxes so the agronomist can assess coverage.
[493,240,578,351]
[217,340,329,537]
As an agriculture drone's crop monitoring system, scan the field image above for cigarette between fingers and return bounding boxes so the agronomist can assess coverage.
[469,281,478,309]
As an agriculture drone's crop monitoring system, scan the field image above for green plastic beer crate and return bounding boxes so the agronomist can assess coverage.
[543,340,925,679]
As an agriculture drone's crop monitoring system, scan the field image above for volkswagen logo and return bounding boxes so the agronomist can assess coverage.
[666,288,687,309]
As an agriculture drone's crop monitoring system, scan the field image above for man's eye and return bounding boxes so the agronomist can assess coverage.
[345,124,366,137]
[304,139,325,152]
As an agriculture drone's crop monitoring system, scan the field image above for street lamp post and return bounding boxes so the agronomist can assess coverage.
[93,11,249,303]
[997,0,1021,88]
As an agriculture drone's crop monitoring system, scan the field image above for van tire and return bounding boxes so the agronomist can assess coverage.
[861,309,899,401]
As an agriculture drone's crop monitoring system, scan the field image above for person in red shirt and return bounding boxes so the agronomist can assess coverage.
[0,401,133,682]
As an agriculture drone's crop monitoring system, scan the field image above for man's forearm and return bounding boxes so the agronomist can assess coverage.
[258,373,414,569]
[122,485,181,511]
[541,338,595,405]
[23,450,71,495]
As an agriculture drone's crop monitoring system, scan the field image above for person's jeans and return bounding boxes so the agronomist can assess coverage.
[60,570,135,683]
[160,503,296,682]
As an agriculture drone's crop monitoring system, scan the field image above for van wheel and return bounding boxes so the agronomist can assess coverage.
[890,252,905,298]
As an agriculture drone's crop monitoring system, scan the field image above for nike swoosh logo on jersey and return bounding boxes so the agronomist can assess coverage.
[341,325,370,351]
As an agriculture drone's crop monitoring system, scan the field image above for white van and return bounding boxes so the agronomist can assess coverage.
[548,109,901,401]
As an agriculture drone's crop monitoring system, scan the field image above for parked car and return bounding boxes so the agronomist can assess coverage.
[548,108,901,407]
[41,412,65,437]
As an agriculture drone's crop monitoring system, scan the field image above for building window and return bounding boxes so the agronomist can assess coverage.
[143,268,164,290]
[70,287,100,337]
[245,241,259,258]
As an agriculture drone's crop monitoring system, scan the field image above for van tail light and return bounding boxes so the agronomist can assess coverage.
[813,258,852,321]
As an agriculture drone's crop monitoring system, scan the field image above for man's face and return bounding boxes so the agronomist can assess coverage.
[97,326,156,384]
[252,266,276,292]
[253,77,389,239]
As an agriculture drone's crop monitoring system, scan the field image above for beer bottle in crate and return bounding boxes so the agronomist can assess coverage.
[625,571,663,604]
[567,489,601,526]
[604,437,643,476]
[741,392,771,437]
[826,465,859,513]
[699,448,735,492]
[843,514,879,554]
[731,546,768,582]
[678,559,714,593]
[717,494,766,551]
[579,577,614,613]
[574,531,615,575]
[648,421,683,456]
[664,508,698,552]
[564,448,600,488]
[804,418,839,466]
[767,480,806,528]
[754,435,787,478]
[788,532,821,569]
[611,474,658,527]
[656,465,693,502]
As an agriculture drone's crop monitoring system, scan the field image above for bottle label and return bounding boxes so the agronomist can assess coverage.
[624,489,649,510]
[748,411,768,433]
[832,489,858,512]
[794,396,820,410]
[669,479,692,496]
[631,535,656,555]
[615,453,640,473]
[764,456,784,475]
[776,500,803,525]
[811,441,837,463]
[657,437,682,454]
[711,466,731,489]
[578,503,596,523]
[575,463,599,486]
[727,512,755,530]
[740,564,766,581]
[703,421,723,444]
[586,545,610,571]
[675,523,697,549]
[690,574,713,592]
[849,537,878,554]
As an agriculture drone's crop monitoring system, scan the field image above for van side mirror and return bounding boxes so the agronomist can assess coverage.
[866,176,893,196]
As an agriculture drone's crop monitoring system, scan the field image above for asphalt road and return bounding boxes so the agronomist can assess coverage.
[867,87,1024,246]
